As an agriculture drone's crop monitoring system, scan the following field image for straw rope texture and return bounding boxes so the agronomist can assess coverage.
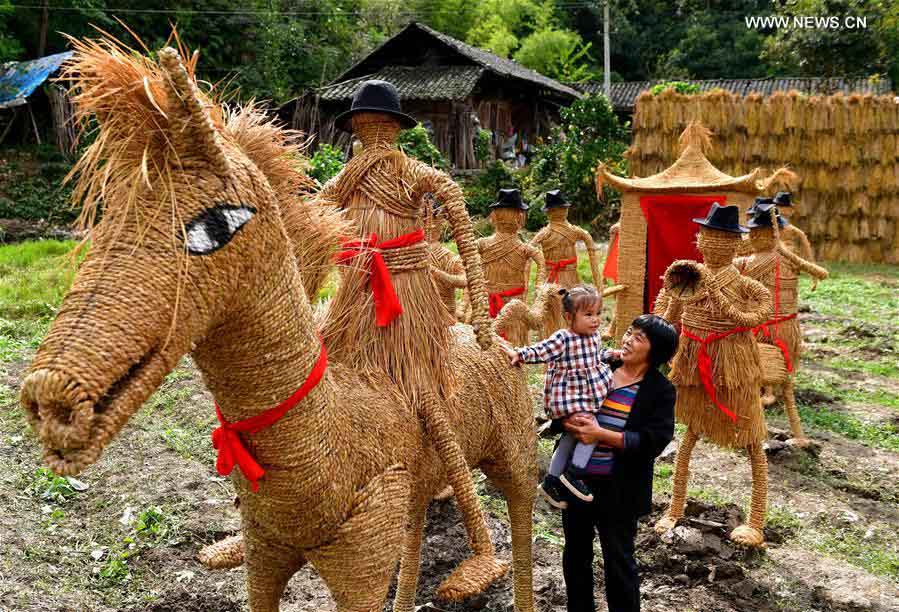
[530,208,601,336]
[629,89,899,263]
[20,37,538,612]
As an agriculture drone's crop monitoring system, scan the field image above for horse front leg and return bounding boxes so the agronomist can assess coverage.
[244,529,305,612]
[392,493,430,612]
[306,466,411,612]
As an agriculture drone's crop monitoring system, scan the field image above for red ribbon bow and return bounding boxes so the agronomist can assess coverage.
[488,286,525,318]
[211,342,328,492]
[546,257,577,283]
[335,229,426,327]
[680,326,753,423]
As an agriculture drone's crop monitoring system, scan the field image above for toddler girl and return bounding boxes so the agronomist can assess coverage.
[503,285,619,508]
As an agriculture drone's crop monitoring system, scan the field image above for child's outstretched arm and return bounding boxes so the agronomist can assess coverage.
[516,329,568,365]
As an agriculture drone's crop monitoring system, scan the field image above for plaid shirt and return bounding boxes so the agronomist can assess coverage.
[517,329,615,419]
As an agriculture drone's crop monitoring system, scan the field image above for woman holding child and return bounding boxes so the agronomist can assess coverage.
[504,288,677,612]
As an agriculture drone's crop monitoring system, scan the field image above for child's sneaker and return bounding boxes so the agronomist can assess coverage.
[560,468,594,502]
[537,474,569,509]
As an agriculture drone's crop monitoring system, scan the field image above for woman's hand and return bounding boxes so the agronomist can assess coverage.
[563,413,604,444]
[501,344,522,367]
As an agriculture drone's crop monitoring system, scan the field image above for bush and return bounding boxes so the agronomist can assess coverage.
[474,129,492,164]
[527,94,629,234]
[0,147,77,223]
[461,160,523,219]
[650,81,701,95]
[398,123,448,170]
[308,143,345,185]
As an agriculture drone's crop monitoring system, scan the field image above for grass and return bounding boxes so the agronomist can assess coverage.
[803,522,899,581]
[796,370,899,411]
[794,404,899,452]
[800,262,899,325]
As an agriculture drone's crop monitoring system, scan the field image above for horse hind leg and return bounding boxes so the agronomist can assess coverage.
[244,532,305,612]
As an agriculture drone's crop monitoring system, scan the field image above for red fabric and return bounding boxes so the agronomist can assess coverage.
[680,326,752,423]
[212,342,328,492]
[754,313,797,372]
[639,195,724,312]
[335,229,426,327]
[603,233,619,283]
[546,257,578,283]
[489,286,525,318]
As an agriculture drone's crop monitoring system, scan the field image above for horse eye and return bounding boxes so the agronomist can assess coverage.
[184,204,256,255]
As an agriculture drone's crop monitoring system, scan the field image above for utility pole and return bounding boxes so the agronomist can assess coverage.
[38,0,49,57]
[603,0,611,99]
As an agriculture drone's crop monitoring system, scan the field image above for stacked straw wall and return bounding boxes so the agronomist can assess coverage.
[629,89,899,263]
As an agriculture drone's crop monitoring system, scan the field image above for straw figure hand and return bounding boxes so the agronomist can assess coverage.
[653,204,773,549]
[530,189,602,337]
[735,199,828,446]
[21,45,538,612]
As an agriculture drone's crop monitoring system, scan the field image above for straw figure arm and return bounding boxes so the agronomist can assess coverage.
[415,166,492,350]
[493,282,560,336]
[431,254,467,289]
[777,242,828,288]
[574,225,602,287]
[657,288,683,325]
[698,266,771,328]
[783,224,815,262]
[526,243,547,290]
[310,171,343,208]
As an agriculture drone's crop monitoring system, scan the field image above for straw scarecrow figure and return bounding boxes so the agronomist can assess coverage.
[311,80,510,596]
[21,41,539,612]
[772,191,815,262]
[654,203,773,547]
[476,188,546,345]
[736,199,828,444]
[529,189,601,336]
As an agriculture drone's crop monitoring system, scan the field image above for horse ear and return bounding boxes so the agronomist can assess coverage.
[158,47,229,174]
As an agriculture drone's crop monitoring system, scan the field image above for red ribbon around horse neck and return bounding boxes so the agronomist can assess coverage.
[212,341,328,492]
[680,326,753,423]
[488,286,525,318]
[335,229,426,327]
[546,257,578,283]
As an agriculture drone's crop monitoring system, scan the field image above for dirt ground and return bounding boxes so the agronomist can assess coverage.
[2,297,898,611]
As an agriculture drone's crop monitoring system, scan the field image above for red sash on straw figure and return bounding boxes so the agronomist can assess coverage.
[546,257,578,283]
[489,287,525,318]
[680,326,749,423]
[752,255,796,371]
[335,229,426,327]
[212,341,328,492]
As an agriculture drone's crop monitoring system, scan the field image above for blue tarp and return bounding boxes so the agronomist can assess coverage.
[0,51,73,110]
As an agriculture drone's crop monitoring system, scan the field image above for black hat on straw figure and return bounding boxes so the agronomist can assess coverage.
[541,189,571,212]
[335,79,418,131]
[692,202,749,233]
[490,188,530,210]
[747,200,788,229]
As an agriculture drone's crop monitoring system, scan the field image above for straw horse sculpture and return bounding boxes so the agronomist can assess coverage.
[19,41,538,612]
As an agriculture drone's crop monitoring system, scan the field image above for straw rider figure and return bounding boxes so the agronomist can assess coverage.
[477,188,546,345]
[529,189,601,336]
[736,199,828,442]
[314,80,508,594]
[655,203,773,547]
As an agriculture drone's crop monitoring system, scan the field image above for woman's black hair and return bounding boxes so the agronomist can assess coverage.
[630,314,679,367]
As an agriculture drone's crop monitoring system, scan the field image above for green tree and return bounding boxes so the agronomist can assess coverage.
[762,0,898,81]
[513,29,598,81]
[0,0,23,62]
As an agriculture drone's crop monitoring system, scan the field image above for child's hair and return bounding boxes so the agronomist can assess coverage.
[558,285,602,316]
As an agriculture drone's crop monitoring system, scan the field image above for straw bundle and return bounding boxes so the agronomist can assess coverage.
[427,216,466,321]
